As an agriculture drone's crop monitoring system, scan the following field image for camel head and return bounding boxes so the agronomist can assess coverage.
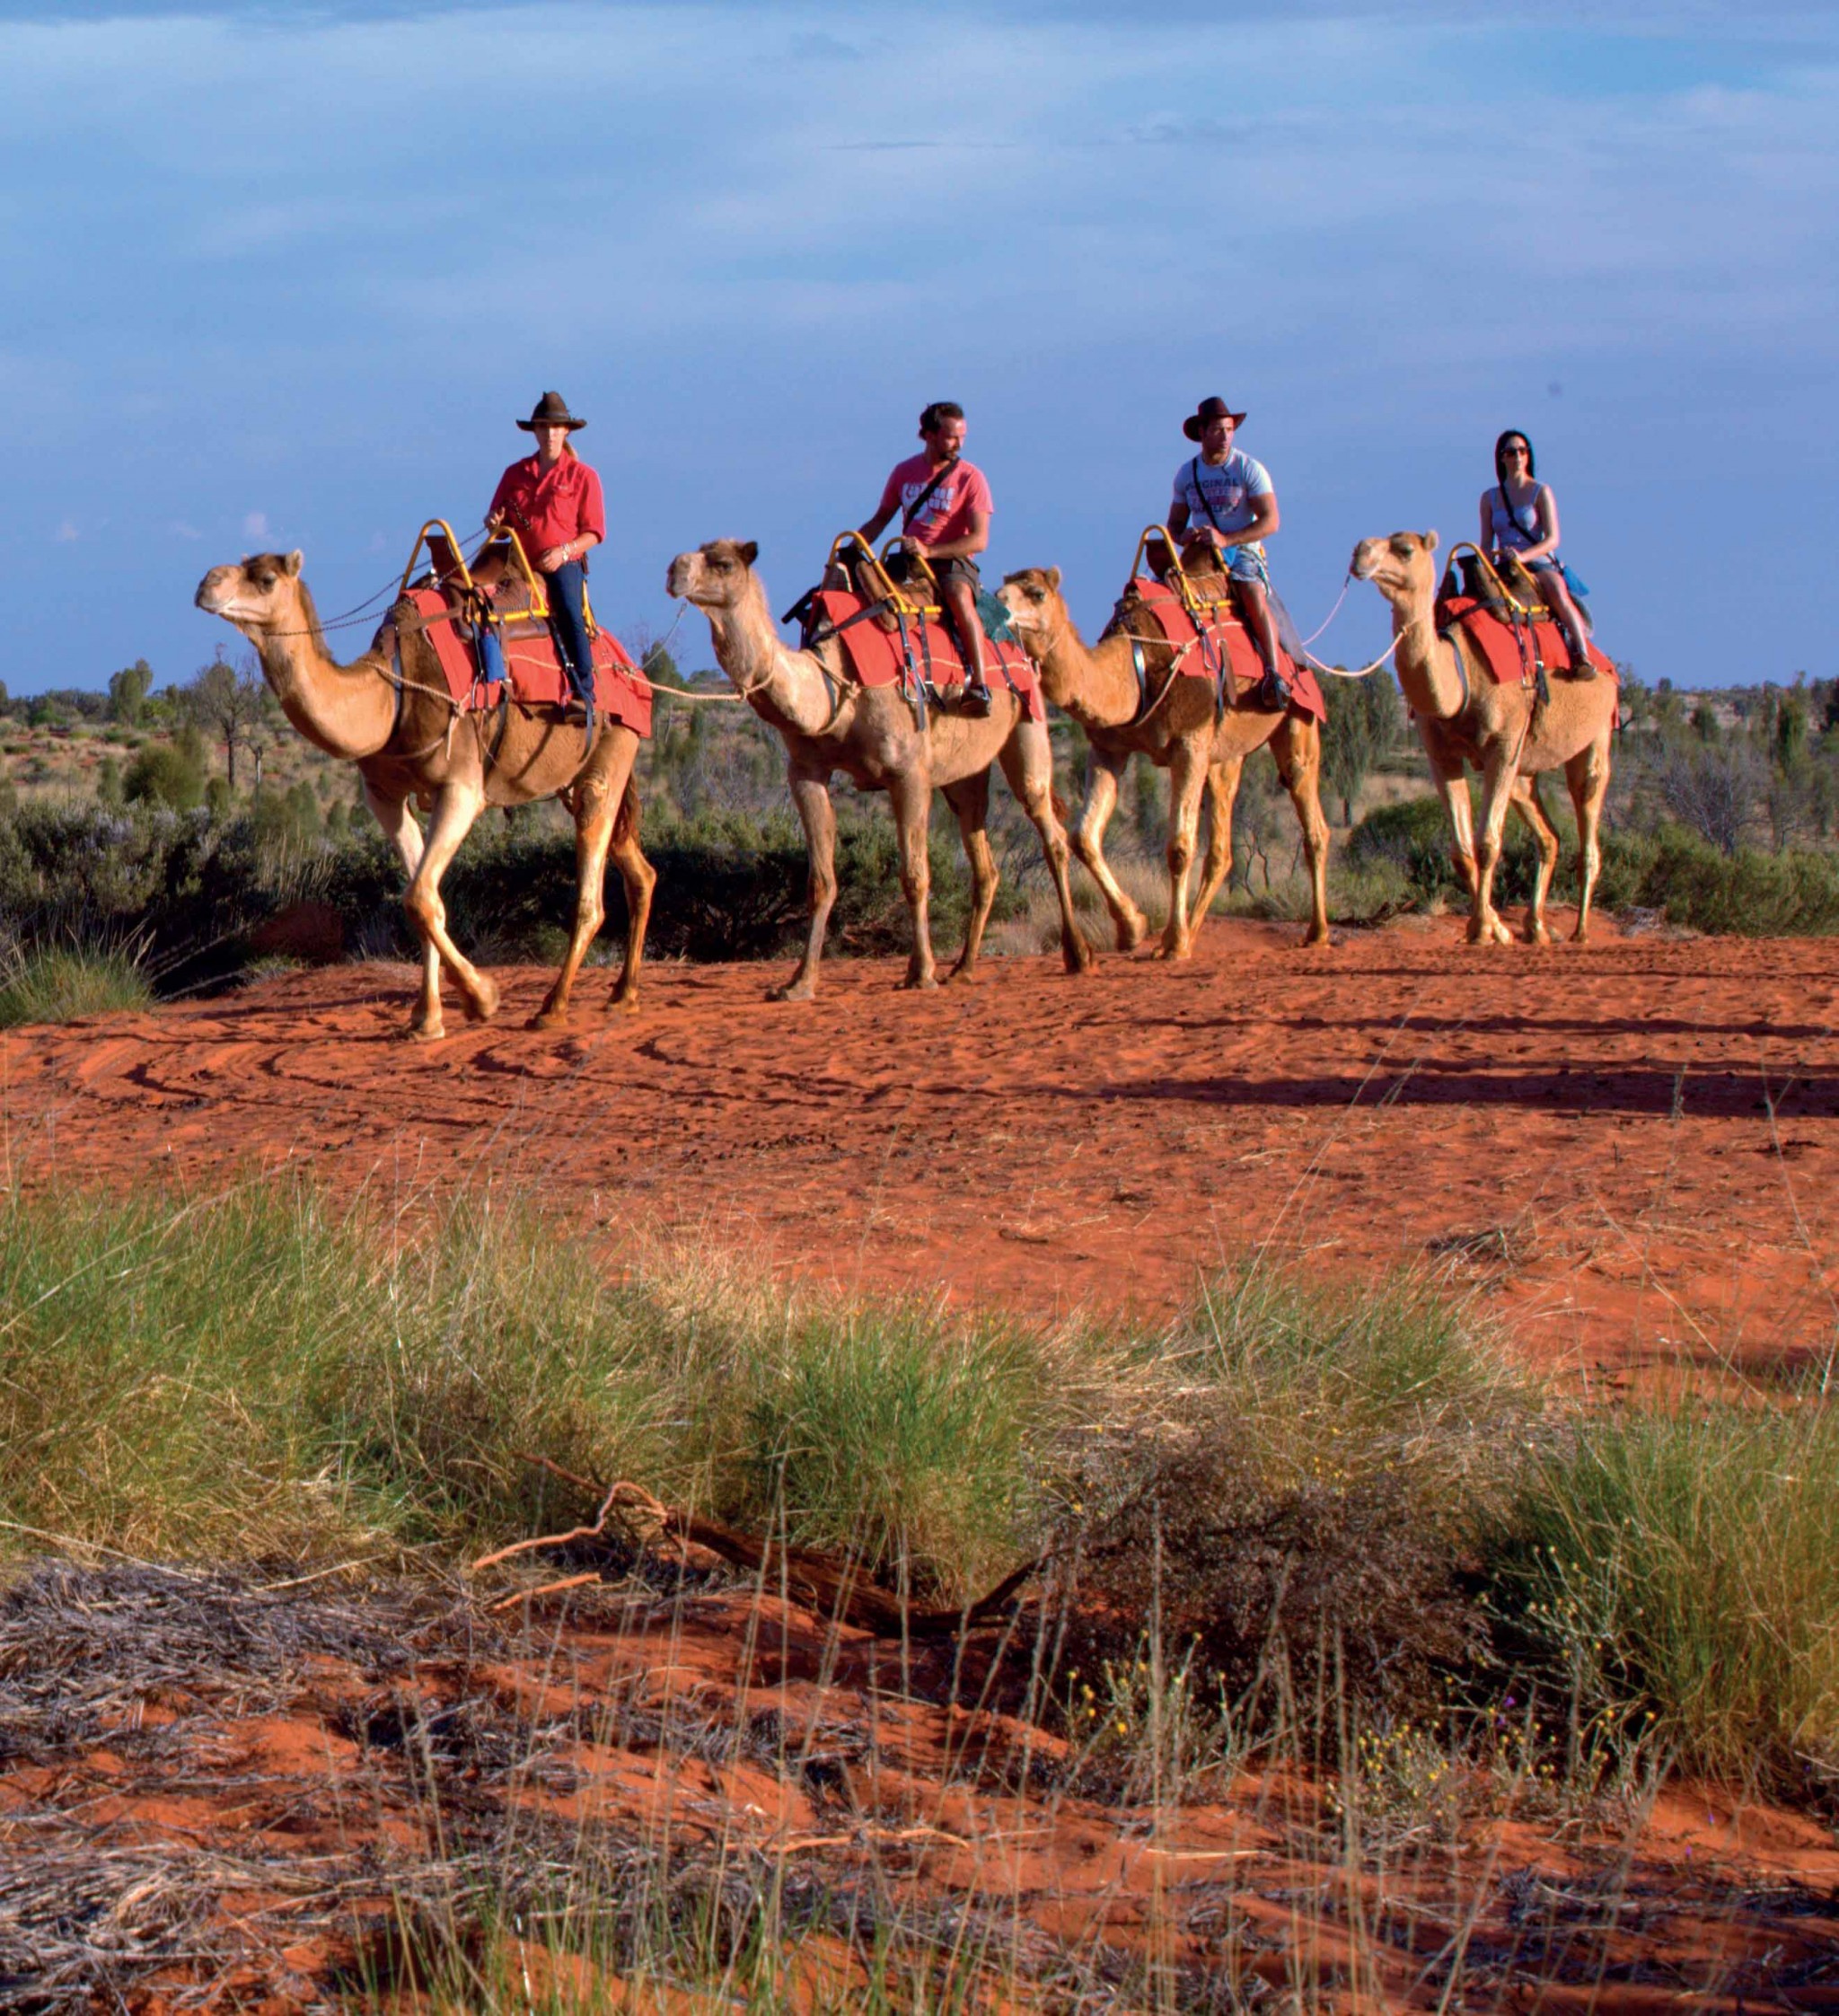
[665,540,760,612]
[195,550,312,638]
[996,567,1065,658]
[1350,530,1439,608]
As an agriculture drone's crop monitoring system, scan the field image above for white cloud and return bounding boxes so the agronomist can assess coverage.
[53,518,78,541]
[242,510,268,541]
[169,518,203,539]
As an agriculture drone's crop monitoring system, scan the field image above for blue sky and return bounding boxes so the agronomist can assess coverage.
[3,0,1834,693]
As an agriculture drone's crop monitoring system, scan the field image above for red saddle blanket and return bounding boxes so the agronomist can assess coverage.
[1435,595,1617,686]
[401,588,654,736]
[803,589,1046,725]
[1116,577,1327,725]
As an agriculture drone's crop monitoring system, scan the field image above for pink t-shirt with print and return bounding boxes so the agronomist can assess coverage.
[876,453,994,551]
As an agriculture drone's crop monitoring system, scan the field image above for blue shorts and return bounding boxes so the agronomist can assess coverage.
[1217,541,1269,586]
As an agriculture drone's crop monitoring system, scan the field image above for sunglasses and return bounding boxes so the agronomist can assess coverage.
[1500,444,1530,458]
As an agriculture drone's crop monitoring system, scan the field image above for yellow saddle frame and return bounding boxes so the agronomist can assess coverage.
[1444,541,1553,627]
[1129,524,1242,632]
[397,519,603,635]
[824,529,945,624]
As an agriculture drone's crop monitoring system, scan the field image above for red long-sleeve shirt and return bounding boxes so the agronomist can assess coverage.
[488,452,606,568]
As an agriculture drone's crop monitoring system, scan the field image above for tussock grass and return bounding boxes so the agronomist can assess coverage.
[0,944,153,1027]
[0,1179,1112,1594]
[1496,1392,1839,1788]
[4,1173,1835,1809]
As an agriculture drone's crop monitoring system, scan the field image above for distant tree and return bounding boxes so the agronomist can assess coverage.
[108,659,154,726]
[0,678,10,715]
[182,656,267,789]
[1775,691,1808,770]
[642,640,680,690]
[1321,668,1402,825]
[95,754,124,807]
[205,774,233,820]
[1690,699,1720,744]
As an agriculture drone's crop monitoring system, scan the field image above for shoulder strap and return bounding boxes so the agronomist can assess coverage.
[1190,456,1229,533]
[901,455,961,531]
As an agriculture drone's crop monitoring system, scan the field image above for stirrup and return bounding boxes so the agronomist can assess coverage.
[960,677,993,717]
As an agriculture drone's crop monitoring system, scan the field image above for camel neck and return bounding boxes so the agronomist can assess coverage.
[1388,596,1467,723]
[705,587,840,737]
[1030,608,1152,733]
[252,617,400,760]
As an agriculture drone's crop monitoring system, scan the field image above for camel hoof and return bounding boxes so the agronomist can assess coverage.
[462,981,501,1024]
[1115,916,1149,953]
[1064,933,1095,974]
[946,964,981,986]
[528,1008,568,1032]
[1155,940,1193,963]
[1303,927,1333,947]
[405,1022,446,1044]
[769,982,816,1003]
[1525,925,1552,947]
[901,974,941,992]
[606,992,642,1017]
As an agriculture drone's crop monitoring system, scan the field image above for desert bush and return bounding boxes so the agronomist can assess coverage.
[1492,1392,1839,1789]
[0,946,152,1028]
[1636,826,1839,936]
[122,740,205,812]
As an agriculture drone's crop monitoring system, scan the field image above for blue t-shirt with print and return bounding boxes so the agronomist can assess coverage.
[1172,449,1273,537]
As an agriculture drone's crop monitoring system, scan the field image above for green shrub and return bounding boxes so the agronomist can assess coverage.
[0,946,152,1027]
[1638,826,1839,936]
[1493,1394,1839,1786]
[123,741,204,812]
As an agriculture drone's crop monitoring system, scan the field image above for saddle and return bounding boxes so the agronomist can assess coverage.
[1434,545,1615,695]
[388,519,653,732]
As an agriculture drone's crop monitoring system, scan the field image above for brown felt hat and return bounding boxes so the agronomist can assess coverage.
[517,391,586,432]
[1183,395,1247,441]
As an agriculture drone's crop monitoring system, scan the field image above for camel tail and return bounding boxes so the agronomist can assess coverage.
[612,774,640,846]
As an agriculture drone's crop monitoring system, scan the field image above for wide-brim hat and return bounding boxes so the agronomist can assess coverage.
[517,391,586,432]
[1183,395,1246,441]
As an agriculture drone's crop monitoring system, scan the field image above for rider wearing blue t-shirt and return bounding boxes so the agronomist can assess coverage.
[1166,396,1289,709]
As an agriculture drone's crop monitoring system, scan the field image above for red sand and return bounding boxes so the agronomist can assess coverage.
[5,918,1839,2008]
[4,915,1835,1383]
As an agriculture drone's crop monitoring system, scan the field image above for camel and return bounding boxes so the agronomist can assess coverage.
[195,550,655,1040]
[664,540,1089,999]
[997,567,1331,956]
[1351,531,1615,945]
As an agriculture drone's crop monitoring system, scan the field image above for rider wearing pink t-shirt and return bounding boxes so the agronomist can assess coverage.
[858,401,995,715]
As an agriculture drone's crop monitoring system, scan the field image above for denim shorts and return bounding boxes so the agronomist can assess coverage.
[1217,540,1269,585]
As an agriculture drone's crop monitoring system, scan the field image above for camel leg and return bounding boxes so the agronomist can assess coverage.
[1566,727,1614,943]
[1273,715,1333,946]
[1186,753,1243,954]
[941,771,998,984]
[607,776,656,1011]
[1425,750,1502,942]
[1157,737,1210,961]
[1469,748,1519,947]
[401,780,500,1033]
[1069,747,1147,953]
[890,769,939,990]
[531,728,642,1030]
[999,718,1092,975]
[1510,773,1560,946]
[775,763,837,1001]
[365,782,444,1040]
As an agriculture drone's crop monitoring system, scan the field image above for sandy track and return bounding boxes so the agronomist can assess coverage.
[4,916,1836,1381]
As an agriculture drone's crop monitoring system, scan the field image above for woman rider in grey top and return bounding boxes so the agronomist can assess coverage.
[1479,429,1596,677]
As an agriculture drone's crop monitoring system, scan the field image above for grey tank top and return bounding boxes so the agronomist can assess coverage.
[1491,485,1548,555]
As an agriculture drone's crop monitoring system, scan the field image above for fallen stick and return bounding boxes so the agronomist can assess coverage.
[471,1476,1042,1641]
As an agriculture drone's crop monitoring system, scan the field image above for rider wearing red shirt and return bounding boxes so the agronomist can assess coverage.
[488,391,605,717]
[858,401,995,715]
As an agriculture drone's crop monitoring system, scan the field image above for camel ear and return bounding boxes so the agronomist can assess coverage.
[1046,567,1061,591]
[1423,530,1439,554]
[284,550,304,576]
[738,541,759,568]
